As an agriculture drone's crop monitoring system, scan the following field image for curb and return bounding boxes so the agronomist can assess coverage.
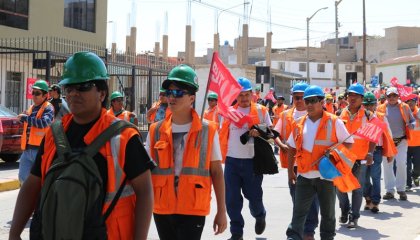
[0,179,20,192]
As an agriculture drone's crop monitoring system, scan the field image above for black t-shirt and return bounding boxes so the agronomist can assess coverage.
[31,118,156,185]
[49,98,62,117]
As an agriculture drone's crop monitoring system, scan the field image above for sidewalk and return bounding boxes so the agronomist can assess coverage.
[0,162,20,192]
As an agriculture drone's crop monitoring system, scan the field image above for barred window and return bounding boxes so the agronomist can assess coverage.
[0,0,29,30]
[64,0,96,32]
[299,63,306,72]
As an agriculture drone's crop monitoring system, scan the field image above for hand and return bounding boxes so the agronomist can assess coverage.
[213,211,227,235]
[366,154,373,165]
[279,142,289,153]
[288,168,296,185]
[249,129,260,138]
[17,114,26,121]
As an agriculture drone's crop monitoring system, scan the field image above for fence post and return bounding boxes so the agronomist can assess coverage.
[130,65,136,112]
[147,69,153,110]
[46,51,51,82]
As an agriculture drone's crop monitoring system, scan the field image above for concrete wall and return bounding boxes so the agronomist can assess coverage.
[0,0,107,47]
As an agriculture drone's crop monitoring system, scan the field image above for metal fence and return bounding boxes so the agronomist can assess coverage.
[0,37,180,130]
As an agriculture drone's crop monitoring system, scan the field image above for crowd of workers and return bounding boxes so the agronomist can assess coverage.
[8,51,420,240]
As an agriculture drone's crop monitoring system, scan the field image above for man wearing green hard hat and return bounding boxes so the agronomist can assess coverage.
[9,52,155,240]
[107,90,138,126]
[147,87,170,123]
[17,79,54,184]
[203,92,221,126]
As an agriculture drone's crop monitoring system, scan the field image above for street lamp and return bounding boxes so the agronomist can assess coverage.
[306,7,328,84]
[335,0,343,88]
[214,2,250,53]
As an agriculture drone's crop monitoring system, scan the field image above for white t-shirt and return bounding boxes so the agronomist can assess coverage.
[145,122,222,176]
[287,116,354,179]
[227,106,272,159]
[273,109,307,136]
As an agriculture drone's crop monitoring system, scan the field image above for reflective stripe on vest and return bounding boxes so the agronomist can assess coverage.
[152,121,210,177]
[332,147,354,168]
[314,118,333,146]
[256,104,263,123]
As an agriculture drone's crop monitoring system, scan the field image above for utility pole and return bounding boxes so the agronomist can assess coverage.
[362,0,367,86]
[335,0,343,88]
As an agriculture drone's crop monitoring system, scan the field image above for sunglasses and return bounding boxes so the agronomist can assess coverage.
[32,91,43,97]
[304,97,321,105]
[208,98,217,101]
[293,96,303,101]
[112,98,124,102]
[64,82,96,94]
[165,89,189,98]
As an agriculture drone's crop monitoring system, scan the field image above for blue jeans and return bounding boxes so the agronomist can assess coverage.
[286,176,336,240]
[364,147,383,204]
[407,146,420,187]
[337,161,367,220]
[224,157,266,236]
[289,167,319,235]
[18,148,38,183]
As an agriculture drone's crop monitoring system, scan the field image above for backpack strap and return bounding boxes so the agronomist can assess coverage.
[84,120,137,158]
[103,176,127,221]
[51,120,72,163]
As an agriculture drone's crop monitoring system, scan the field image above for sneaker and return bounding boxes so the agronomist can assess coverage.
[414,177,420,187]
[255,217,266,235]
[405,186,413,192]
[339,212,349,224]
[347,218,358,228]
[383,192,395,200]
[228,234,243,240]
[397,191,408,201]
[371,204,379,213]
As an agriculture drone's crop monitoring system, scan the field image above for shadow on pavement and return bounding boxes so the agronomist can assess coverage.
[0,161,19,171]
[337,225,389,240]
[381,198,420,209]
[360,210,402,220]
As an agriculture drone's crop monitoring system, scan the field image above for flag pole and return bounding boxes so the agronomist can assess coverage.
[200,52,217,123]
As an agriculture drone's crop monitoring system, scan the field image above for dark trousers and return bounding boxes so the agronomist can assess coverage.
[407,146,420,187]
[286,176,336,240]
[364,147,383,204]
[289,167,319,235]
[225,157,266,235]
[153,214,205,240]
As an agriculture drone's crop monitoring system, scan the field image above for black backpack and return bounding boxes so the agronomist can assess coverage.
[30,120,136,240]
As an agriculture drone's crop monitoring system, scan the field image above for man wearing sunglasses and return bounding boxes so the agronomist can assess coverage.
[16,79,54,184]
[146,64,227,240]
[147,87,170,123]
[203,92,221,126]
[107,91,138,126]
[10,52,155,240]
[219,77,271,240]
[377,87,415,201]
[48,83,70,121]
[286,85,353,240]
[274,82,320,240]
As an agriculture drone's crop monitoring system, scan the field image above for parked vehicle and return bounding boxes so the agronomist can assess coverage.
[0,105,23,162]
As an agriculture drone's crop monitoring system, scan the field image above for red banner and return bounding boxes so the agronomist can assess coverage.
[208,52,251,127]
[354,117,386,143]
[390,77,413,101]
[26,78,37,99]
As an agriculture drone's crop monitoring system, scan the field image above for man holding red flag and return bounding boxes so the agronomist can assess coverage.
[337,83,377,228]
[377,87,415,201]
[219,77,271,240]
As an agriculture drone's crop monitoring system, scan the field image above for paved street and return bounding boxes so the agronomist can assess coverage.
[1,159,420,240]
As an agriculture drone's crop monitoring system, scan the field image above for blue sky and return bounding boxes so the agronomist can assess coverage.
[107,0,420,56]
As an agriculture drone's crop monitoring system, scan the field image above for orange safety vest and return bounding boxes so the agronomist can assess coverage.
[292,112,360,192]
[278,107,296,168]
[149,109,217,216]
[408,106,420,147]
[377,102,412,140]
[107,108,132,122]
[147,101,171,123]
[376,112,398,157]
[324,102,336,114]
[21,101,52,150]
[272,104,287,126]
[339,107,371,160]
[219,102,268,161]
[203,106,221,125]
[40,109,139,240]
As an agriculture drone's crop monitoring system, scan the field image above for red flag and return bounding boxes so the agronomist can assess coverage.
[390,77,413,101]
[26,78,37,99]
[264,89,277,103]
[354,117,387,143]
[208,52,250,127]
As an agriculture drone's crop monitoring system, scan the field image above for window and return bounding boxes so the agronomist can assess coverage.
[299,63,306,72]
[0,0,29,30]
[355,65,363,72]
[317,64,325,73]
[64,0,96,32]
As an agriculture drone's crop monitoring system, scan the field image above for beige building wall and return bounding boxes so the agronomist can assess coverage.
[0,0,107,47]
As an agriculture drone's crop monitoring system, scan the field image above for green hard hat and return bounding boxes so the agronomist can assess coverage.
[362,92,377,105]
[60,51,109,85]
[32,80,49,92]
[110,91,123,101]
[159,87,165,93]
[207,92,218,99]
[255,86,261,91]
[162,64,199,92]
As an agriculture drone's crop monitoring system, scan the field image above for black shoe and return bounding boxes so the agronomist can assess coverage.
[383,192,395,200]
[228,234,243,240]
[397,191,407,201]
[347,218,358,228]
[371,204,379,213]
[339,212,348,224]
[255,217,266,235]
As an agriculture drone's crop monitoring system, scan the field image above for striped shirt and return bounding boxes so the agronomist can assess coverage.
[21,103,54,147]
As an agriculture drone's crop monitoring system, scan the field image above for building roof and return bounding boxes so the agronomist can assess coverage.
[378,54,420,67]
